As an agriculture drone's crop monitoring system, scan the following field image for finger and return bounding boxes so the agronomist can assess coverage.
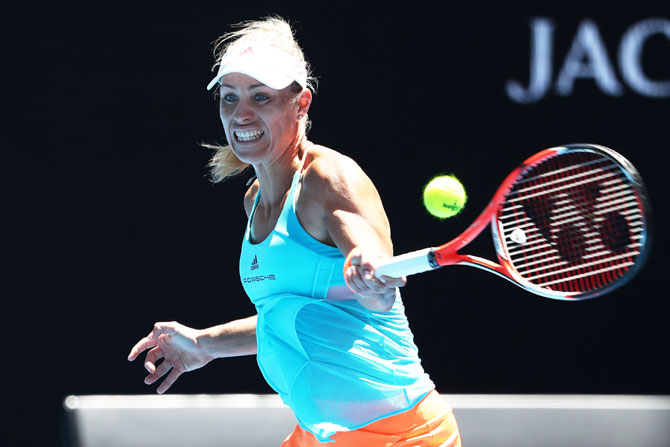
[353,252,387,284]
[379,275,407,288]
[156,368,183,395]
[344,266,358,294]
[354,270,390,297]
[145,360,172,385]
[348,252,362,267]
[358,264,393,291]
[359,265,375,282]
[128,334,158,361]
[346,262,390,297]
[143,346,164,373]
[144,347,164,366]
[347,266,373,293]
[128,322,175,361]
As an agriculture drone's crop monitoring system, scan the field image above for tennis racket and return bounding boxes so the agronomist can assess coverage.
[360,144,651,300]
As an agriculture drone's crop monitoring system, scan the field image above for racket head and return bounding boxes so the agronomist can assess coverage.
[492,144,652,300]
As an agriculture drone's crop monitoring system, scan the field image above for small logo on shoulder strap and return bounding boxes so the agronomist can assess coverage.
[250,255,259,271]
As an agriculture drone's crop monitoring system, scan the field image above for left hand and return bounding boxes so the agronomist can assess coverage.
[344,247,407,312]
[128,321,214,394]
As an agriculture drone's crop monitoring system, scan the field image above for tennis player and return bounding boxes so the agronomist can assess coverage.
[128,16,461,446]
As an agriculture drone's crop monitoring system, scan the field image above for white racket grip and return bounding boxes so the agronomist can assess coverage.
[374,248,438,278]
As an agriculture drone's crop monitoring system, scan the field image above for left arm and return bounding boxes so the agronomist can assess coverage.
[300,152,406,312]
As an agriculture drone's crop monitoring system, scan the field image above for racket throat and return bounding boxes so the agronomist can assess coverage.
[427,249,440,269]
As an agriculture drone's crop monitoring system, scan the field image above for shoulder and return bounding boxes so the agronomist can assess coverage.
[243,179,260,218]
[298,143,393,256]
[302,145,373,198]
[300,144,385,221]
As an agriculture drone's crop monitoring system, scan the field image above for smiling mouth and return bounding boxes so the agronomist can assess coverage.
[235,130,264,142]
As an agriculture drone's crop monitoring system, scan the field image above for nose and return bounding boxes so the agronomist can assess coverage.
[233,102,254,124]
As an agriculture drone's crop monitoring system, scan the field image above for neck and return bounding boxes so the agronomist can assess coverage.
[253,138,308,207]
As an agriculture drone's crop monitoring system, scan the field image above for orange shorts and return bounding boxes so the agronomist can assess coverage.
[281,390,461,447]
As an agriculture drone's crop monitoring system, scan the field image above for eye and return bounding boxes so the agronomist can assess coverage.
[254,94,270,102]
[221,93,238,103]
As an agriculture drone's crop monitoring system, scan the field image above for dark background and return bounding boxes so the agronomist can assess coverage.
[5,1,669,445]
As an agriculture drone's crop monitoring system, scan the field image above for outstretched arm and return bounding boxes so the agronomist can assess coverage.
[128,315,257,394]
[300,152,406,312]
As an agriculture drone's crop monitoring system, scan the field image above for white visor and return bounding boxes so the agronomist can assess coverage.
[206,43,307,91]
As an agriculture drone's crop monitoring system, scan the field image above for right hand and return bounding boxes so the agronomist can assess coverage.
[127,321,213,394]
[344,247,407,312]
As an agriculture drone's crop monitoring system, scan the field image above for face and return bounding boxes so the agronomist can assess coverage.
[218,73,308,165]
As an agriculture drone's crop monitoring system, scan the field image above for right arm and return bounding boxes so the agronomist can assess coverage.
[128,316,257,394]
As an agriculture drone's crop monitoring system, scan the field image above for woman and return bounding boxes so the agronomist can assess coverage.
[128,16,461,446]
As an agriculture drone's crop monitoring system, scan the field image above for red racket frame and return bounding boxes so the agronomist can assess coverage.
[346,144,651,301]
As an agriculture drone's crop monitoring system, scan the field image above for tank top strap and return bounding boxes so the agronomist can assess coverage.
[246,142,312,239]
[275,143,311,234]
[245,189,259,239]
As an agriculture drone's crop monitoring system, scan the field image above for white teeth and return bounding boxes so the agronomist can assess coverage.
[235,130,264,142]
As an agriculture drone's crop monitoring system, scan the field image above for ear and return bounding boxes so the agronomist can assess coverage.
[297,89,312,117]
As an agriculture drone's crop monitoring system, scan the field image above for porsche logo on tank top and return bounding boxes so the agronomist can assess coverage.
[242,254,277,284]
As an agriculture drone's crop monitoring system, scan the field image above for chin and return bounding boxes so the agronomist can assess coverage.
[231,143,269,164]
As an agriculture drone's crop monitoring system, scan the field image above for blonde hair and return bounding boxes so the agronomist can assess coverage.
[205,16,316,183]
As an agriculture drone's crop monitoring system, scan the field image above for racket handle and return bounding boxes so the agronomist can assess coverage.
[374,248,439,278]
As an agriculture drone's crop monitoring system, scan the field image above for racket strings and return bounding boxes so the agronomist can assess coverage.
[498,151,645,294]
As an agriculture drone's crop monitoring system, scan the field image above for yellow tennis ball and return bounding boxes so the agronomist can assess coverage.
[423,175,467,218]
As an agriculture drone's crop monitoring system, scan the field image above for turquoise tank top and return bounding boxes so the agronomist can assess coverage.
[239,155,435,442]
